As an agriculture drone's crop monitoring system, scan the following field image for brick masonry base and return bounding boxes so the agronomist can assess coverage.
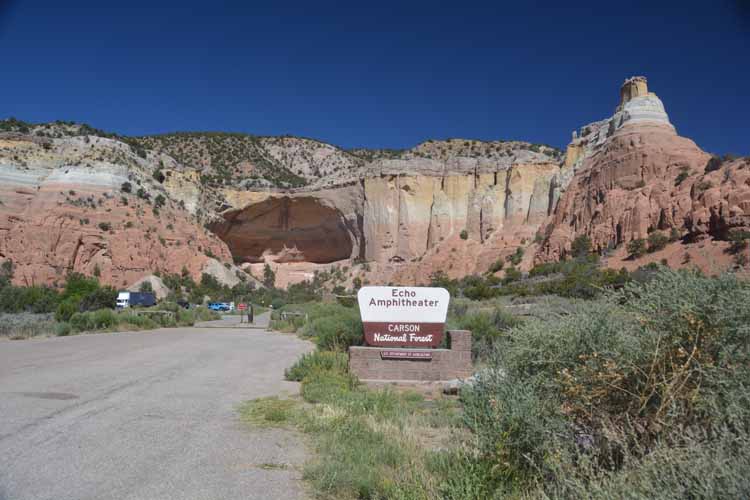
[349,330,473,382]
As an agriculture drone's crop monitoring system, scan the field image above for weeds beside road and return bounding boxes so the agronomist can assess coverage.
[0,305,220,340]
[252,268,750,499]
[241,359,465,499]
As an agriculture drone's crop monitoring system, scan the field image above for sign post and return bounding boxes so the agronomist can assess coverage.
[350,286,472,382]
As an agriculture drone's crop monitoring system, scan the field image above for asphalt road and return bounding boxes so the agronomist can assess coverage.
[0,313,313,500]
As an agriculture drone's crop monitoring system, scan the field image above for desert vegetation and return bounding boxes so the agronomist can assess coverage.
[251,265,750,499]
[132,132,309,188]
[0,261,218,340]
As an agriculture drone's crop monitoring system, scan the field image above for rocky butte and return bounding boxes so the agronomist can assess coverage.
[0,77,747,290]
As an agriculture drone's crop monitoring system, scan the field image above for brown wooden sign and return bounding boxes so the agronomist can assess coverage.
[364,322,444,347]
[357,287,450,348]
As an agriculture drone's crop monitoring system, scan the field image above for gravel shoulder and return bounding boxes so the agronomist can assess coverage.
[0,313,313,500]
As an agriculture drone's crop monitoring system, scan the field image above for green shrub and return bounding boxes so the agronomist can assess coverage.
[308,313,364,351]
[502,267,522,284]
[675,167,690,185]
[546,430,750,499]
[55,322,71,336]
[728,229,750,254]
[460,229,468,240]
[78,286,117,312]
[427,448,501,500]
[463,268,750,493]
[0,285,60,313]
[55,297,80,322]
[263,264,276,288]
[627,238,647,258]
[90,308,117,329]
[647,231,669,252]
[69,312,93,332]
[285,351,349,381]
[463,275,498,300]
[488,259,504,274]
[705,155,724,173]
[571,234,592,257]
[506,247,524,266]
[453,307,522,359]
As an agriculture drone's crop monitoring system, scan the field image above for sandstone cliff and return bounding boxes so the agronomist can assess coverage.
[0,119,562,288]
[1,76,746,290]
[0,133,233,288]
[537,77,750,273]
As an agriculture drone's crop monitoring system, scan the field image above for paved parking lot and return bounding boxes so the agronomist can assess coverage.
[0,314,313,500]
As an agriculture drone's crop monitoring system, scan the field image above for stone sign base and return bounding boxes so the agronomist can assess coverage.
[349,330,472,382]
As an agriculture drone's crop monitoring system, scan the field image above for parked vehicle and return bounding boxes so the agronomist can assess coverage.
[176,300,190,309]
[116,292,156,309]
[208,302,230,312]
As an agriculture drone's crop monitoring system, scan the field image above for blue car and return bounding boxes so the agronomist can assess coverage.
[208,302,230,312]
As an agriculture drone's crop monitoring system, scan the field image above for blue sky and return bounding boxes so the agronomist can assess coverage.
[0,0,748,154]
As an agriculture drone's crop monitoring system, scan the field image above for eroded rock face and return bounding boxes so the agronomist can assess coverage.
[363,164,559,267]
[538,122,710,260]
[0,163,231,288]
[212,196,357,264]
[3,76,744,289]
[536,78,750,269]
[209,161,561,285]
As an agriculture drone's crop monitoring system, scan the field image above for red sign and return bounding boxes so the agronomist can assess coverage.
[238,303,247,311]
[380,350,433,360]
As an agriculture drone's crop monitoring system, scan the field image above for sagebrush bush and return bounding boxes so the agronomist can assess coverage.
[462,268,750,494]
[285,351,349,381]
[55,322,71,336]
[298,306,364,351]
[452,306,522,359]
[55,297,79,322]
[69,312,93,332]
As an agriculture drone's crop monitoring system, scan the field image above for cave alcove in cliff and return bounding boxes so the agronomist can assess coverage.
[210,197,355,264]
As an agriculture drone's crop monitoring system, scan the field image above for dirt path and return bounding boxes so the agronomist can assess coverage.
[0,313,313,500]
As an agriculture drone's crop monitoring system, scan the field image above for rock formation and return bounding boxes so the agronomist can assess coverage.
[0,134,232,288]
[537,77,750,270]
[1,76,747,290]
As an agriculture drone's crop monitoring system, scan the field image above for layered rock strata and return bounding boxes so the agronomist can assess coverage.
[2,76,746,289]
[537,77,750,266]
[0,137,231,287]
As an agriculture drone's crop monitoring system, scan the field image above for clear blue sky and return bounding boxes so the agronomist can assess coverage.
[1,0,748,154]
